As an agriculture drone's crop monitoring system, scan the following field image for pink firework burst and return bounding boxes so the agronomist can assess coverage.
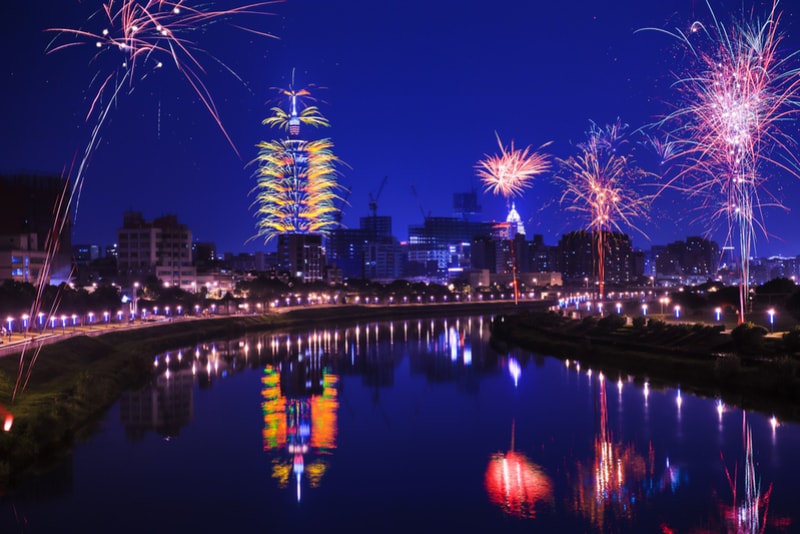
[475,133,551,200]
[652,0,800,324]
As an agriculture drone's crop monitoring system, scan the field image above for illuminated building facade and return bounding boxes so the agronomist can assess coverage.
[407,217,493,280]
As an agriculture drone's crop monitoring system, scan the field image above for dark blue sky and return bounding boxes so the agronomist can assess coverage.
[2,0,800,257]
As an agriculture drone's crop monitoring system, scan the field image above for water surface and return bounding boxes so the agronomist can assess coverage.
[2,315,798,533]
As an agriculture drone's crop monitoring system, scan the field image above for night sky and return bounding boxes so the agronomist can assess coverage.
[3,0,800,258]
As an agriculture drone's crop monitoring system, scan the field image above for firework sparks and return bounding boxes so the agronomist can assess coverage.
[475,133,551,200]
[47,0,280,151]
[262,75,330,133]
[475,134,550,304]
[648,0,800,324]
[556,119,651,298]
[12,1,280,401]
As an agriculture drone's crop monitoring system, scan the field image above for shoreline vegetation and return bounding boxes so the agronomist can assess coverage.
[0,301,540,486]
[489,310,800,424]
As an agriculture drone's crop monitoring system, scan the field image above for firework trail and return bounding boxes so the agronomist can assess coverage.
[556,119,651,299]
[475,133,551,304]
[644,0,800,324]
[250,78,345,243]
[13,1,280,400]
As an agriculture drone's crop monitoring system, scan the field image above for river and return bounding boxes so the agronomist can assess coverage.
[1,314,798,533]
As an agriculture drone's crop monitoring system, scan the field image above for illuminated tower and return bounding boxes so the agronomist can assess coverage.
[250,74,345,247]
[505,202,526,239]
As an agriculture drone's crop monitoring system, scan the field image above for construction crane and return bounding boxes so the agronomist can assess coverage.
[409,183,428,220]
[368,176,388,218]
[334,187,351,224]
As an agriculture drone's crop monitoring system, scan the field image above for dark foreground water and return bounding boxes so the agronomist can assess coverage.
[2,315,799,533]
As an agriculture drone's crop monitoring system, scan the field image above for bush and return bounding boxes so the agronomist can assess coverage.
[647,318,667,332]
[783,326,800,356]
[730,322,768,355]
[597,314,626,332]
[632,316,646,330]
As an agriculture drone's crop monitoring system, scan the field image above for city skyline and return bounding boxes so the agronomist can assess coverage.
[3,1,800,257]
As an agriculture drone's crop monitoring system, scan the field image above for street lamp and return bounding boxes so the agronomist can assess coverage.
[715,307,721,322]
[616,302,622,315]
[674,305,681,319]
[641,303,648,316]
[133,282,140,319]
[768,308,775,333]
[21,314,29,338]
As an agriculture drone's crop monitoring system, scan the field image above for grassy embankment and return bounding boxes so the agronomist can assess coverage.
[490,310,800,423]
[0,301,541,484]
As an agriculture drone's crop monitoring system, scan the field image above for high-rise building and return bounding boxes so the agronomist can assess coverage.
[328,214,399,280]
[116,211,196,289]
[655,236,719,281]
[558,230,635,286]
[0,174,72,283]
[407,217,493,280]
[277,233,324,283]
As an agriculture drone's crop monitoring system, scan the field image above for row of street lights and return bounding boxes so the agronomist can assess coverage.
[559,297,777,331]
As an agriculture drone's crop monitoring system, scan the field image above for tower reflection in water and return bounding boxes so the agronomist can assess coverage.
[262,350,338,502]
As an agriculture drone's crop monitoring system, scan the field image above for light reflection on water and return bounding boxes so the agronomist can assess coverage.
[1,315,798,533]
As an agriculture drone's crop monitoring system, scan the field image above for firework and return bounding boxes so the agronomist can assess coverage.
[556,119,651,299]
[47,0,280,151]
[475,134,550,304]
[475,133,551,199]
[250,80,345,243]
[649,0,800,324]
[13,1,280,400]
[262,77,330,133]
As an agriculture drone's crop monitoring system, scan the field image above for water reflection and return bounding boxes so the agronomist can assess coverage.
[261,354,338,502]
[568,373,654,531]
[485,420,553,518]
[94,316,799,532]
[131,316,495,501]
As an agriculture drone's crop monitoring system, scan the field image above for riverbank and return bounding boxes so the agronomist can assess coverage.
[0,300,545,484]
[490,310,800,423]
